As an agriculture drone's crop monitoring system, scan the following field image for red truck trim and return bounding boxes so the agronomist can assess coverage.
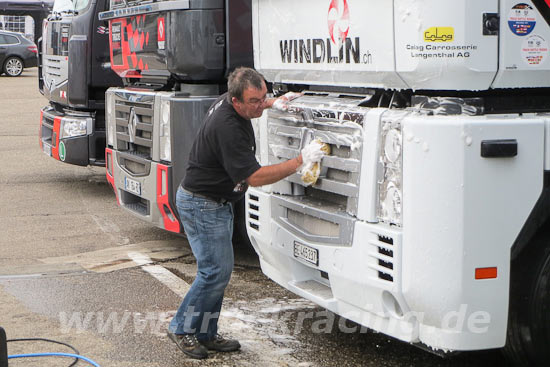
[156,164,180,233]
[52,116,61,160]
[105,148,120,205]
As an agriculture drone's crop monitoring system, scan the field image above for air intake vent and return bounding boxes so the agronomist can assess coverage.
[248,194,260,231]
[369,235,395,283]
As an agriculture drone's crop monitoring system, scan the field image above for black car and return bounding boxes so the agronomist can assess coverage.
[0,30,38,77]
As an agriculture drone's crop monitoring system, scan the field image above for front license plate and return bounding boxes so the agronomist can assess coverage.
[125,177,141,196]
[293,241,319,266]
[42,143,52,156]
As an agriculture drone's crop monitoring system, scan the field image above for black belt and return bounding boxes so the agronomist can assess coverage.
[180,187,228,204]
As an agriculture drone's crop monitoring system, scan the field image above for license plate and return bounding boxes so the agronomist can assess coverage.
[293,241,319,266]
[125,177,141,196]
[42,143,51,156]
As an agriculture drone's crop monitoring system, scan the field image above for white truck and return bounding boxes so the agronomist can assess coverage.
[246,0,550,363]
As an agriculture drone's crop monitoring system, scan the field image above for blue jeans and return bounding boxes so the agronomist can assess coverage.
[169,187,234,341]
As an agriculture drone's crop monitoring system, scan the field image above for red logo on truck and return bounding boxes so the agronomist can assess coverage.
[158,17,165,42]
[328,0,350,44]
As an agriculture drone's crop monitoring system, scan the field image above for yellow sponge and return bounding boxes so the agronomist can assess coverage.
[301,140,331,186]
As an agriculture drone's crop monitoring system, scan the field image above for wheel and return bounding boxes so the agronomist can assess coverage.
[3,56,23,77]
[504,229,550,365]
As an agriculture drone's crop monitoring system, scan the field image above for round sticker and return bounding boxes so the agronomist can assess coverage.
[522,35,548,66]
[508,3,537,36]
[59,141,66,161]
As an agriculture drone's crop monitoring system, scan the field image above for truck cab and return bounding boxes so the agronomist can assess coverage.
[39,0,122,166]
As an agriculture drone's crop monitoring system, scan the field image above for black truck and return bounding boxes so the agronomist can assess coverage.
[39,0,122,166]
[99,0,254,239]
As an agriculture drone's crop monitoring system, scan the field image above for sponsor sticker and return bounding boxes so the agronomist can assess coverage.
[278,0,374,65]
[59,141,66,161]
[157,17,165,50]
[508,3,537,36]
[521,34,548,65]
[111,22,122,49]
[424,27,454,42]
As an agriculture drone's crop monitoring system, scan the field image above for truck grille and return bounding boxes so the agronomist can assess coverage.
[268,95,365,215]
[114,93,154,159]
[268,95,366,246]
[43,56,67,90]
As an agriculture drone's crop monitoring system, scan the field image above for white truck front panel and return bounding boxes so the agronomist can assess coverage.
[492,0,550,88]
[394,0,499,90]
[401,114,545,350]
[252,0,408,89]
[246,106,546,351]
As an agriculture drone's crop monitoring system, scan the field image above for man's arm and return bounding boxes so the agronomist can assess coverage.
[246,155,303,187]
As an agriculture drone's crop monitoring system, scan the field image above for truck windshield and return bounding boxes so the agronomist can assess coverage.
[53,0,91,13]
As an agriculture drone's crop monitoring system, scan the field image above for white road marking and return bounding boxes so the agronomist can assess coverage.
[127,252,190,297]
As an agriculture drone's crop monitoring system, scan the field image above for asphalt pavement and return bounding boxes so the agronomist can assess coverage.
[0,69,508,366]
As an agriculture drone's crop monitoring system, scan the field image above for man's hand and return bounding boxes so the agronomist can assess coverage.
[298,140,330,186]
[300,139,327,167]
[271,92,303,111]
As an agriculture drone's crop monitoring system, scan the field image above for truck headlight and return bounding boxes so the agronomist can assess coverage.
[251,117,261,163]
[60,117,90,139]
[159,99,171,162]
[377,118,403,226]
[106,91,115,147]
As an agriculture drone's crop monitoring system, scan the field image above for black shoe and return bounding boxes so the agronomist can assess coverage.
[200,334,241,352]
[167,331,208,359]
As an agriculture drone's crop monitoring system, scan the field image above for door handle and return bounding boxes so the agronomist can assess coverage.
[481,139,518,158]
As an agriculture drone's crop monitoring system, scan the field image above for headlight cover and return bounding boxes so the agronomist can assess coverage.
[251,117,261,164]
[159,99,171,162]
[60,117,90,139]
[377,114,404,226]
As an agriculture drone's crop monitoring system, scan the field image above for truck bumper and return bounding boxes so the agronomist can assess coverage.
[246,187,507,352]
[107,149,181,233]
[246,188,419,342]
[39,105,105,166]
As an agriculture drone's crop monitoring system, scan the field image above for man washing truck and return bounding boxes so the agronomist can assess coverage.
[167,67,326,360]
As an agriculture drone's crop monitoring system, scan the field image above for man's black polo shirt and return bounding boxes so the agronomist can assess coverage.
[182,93,261,203]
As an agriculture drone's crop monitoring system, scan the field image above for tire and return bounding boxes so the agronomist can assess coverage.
[504,229,550,365]
[3,56,24,77]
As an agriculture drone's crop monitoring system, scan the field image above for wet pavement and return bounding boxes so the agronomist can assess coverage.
[0,69,508,366]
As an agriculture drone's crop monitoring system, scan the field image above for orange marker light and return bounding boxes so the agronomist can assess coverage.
[475,267,498,280]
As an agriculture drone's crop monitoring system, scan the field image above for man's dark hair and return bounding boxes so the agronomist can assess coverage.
[228,67,265,102]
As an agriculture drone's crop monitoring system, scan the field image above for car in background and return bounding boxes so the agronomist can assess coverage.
[0,30,37,77]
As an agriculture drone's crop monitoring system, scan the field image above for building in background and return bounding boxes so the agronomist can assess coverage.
[0,15,34,40]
